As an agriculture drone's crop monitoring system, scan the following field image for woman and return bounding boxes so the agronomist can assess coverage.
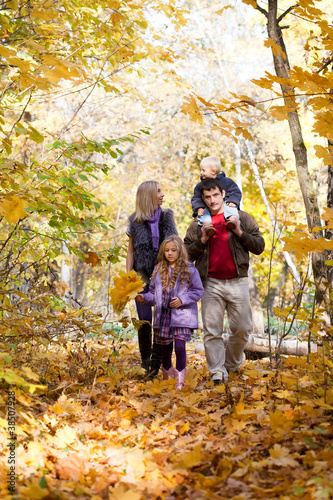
[126,180,178,378]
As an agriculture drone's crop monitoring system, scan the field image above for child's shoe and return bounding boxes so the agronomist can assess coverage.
[226,219,236,230]
[162,366,174,380]
[224,204,239,230]
[174,368,186,390]
[205,226,216,237]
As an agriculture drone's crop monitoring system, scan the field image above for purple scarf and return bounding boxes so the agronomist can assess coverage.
[147,207,161,251]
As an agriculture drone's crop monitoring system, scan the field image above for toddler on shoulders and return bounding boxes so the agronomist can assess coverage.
[191,156,242,236]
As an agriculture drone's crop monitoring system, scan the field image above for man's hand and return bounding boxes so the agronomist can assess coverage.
[229,216,243,237]
[136,294,145,303]
[170,297,182,308]
[201,221,214,244]
[197,208,205,216]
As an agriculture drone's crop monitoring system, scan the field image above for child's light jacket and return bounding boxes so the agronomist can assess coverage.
[143,262,204,329]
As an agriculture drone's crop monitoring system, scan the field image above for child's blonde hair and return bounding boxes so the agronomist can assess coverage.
[200,156,222,175]
[133,180,159,222]
[152,235,190,290]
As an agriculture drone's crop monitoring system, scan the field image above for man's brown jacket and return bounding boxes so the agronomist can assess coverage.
[184,211,265,284]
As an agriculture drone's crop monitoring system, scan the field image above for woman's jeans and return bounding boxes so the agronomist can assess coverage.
[135,284,161,377]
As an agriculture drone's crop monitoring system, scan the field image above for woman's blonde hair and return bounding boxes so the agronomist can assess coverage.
[133,180,159,222]
[200,156,222,175]
[152,235,190,290]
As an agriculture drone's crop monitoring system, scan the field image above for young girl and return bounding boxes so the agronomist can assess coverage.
[126,180,178,378]
[137,235,204,390]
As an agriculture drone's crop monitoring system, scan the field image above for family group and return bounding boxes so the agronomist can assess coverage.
[125,156,265,390]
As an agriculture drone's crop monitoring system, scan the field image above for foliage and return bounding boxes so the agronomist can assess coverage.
[0,341,332,498]
[109,270,144,314]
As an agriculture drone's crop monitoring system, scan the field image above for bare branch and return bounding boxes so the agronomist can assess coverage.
[277,5,297,24]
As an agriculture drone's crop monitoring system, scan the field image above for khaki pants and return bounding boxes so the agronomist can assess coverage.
[201,277,252,381]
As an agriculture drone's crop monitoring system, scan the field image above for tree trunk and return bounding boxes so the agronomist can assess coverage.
[194,336,317,356]
[61,241,71,305]
[248,260,265,337]
[257,0,326,305]
[72,237,90,306]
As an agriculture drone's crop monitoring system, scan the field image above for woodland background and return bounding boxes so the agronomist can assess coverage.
[0,0,333,499]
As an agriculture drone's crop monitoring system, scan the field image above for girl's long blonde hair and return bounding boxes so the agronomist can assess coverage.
[133,180,159,222]
[152,235,190,290]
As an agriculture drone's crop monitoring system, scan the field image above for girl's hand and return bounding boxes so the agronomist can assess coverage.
[170,297,182,308]
[136,294,145,303]
[197,208,205,216]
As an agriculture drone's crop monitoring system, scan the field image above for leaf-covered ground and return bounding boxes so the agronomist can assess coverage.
[1,339,333,500]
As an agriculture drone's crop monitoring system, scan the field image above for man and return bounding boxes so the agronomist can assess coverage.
[184,178,265,385]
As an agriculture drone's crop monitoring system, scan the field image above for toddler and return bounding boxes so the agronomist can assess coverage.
[137,235,204,390]
[191,156,242,236]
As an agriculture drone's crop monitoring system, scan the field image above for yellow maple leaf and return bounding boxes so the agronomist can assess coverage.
[49,401,66,414]
[216,456,233,479]
[321,207,333,228]
[242,0,257,8]
[269,444,298,467]
[56,394,81,415]
[314,145,333,166]
[175,444,206,469]
[109,270,144,314]
[269,409,293,436]
[18,484,48,499]
[109,484,141,500]
[55,424,77,446]
[264,38,287,59]
[223,416,247,433]
[178,422,190,435]
[180,94,203,124]
[0,195,28,223]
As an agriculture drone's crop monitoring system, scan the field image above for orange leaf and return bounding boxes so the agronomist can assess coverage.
[84,251,100,267]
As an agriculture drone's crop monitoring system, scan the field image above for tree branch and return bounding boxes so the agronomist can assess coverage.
[277,5,297,24]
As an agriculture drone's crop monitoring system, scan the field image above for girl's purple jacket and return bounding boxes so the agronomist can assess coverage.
[142,262,204,329]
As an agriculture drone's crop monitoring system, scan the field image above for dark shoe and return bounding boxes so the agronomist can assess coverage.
[205,226,216,237]
[213,379,222,386]
[141,357,151,374]
[226,219,236,230]
[149,342,162,379]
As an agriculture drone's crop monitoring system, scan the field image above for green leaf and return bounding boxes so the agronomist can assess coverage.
[110,150,118,158]
[78,174,89,181]
[325,260,333,266]
[39,476,48,489]
[15,124,27,134]
[28,126,44,143]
